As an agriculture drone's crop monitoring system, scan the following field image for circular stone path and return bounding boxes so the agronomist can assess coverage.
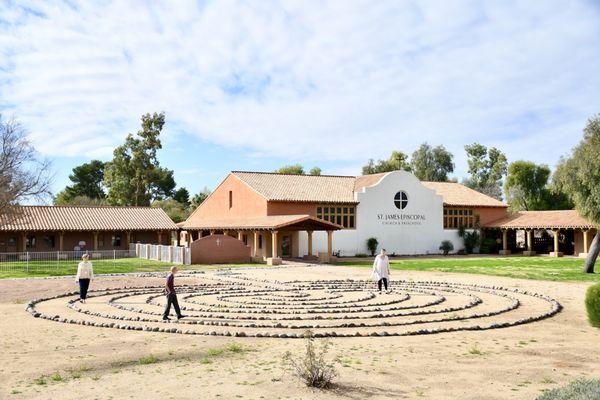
[25,271,562,338]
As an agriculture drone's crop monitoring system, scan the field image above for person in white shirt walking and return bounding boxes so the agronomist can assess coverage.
[76,253,94,303]
[372,248,390,294]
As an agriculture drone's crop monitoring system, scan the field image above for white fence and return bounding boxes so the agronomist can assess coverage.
[134,243,190,265]
[0,249,161,274]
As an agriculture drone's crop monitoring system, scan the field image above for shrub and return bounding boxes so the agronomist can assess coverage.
[439,240,454,256]
[536,378,600,400]
[479,237,498,254]
[283,331,338,388]
[585,283,600,328]
[354,253,368,258]
[138,354,158,365]
[366,237,378,256]
[458,225,481,254]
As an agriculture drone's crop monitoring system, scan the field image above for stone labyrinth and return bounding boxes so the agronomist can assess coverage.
[26,270,561,338]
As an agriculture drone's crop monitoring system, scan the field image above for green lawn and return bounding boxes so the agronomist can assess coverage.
[0,258,266,279]
[338,256,600,282]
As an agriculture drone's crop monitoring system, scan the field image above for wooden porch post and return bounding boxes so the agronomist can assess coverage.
[157,231,162,245]
[502,229,508,251]
[253,231,259,257]
[126,231,132,248]
[551,229,563,257]
[93,231,99,250]
[21,232,27,252]
[524,229,535,256]
[237,231,243,241]
[307,230,313,257]
[271,230,279,258]
[327,230,333,257]
[583,229,589,254]
[59,231,64,252]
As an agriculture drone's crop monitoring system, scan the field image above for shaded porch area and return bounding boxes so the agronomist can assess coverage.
[179,215,342,265]
[484,210,596,257]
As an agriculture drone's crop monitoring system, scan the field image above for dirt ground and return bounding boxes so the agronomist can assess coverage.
[1,265,599,400]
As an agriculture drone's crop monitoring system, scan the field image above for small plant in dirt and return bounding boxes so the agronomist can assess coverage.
[366,237,379,256]
[536,378,600,399]
[439,240,454,256]
[34,376,46,385]
[50,372,64,382]
[138,354,158,365]
[283,330,339,389]
[585,283,600,327]
[467,344,483,355]
[227,342,246,353]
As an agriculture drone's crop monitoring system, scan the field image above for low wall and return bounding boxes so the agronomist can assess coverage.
[190,234,251,264]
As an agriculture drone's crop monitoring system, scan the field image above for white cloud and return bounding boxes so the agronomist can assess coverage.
[1,0,599,177]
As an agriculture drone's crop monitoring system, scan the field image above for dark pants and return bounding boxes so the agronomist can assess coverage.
[79,279,90,300]
[163,293,182,319]
[377,278,388,291]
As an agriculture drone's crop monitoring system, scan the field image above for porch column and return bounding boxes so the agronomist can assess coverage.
[21,232,27,252]
[327,230,333,257]
[306,230,313,257]
[551,229,563,257]
[523,229,535,256]
[188,231,193,247]
[209,230,215,236]
[499,229,511,255]
[253,231,259,257]
[271,230,279,258]
[583,229,590,253]
[223,230,230,236]
[126,231,132,248]
[237,231,243,241]
[59,231,64,252]
[157,231,162,245]
[93,231,99,250]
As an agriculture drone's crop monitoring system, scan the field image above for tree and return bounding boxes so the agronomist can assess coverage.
[554,115,600,273]
[309,167,322,176]
[362,151,411,175]
[152,198,190,223]
[173,187,190,207]
[464,143,507,200]
[103,112,176,206]
[0,115,52,220]
[410,143,454,181]
[504,161,551,211]
[275,164,305,174]
[54,194,108,206]
[54,160,106,204]
[190,187,211,209]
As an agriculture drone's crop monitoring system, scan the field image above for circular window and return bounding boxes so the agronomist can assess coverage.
[394,191,408,209]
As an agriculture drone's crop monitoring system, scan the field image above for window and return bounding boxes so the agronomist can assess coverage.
[112,234,122,247]
[443,207,476,229]
[229,190,233,208]
[43,235,55,248]
[26,235,36,248]
[316,204,356,228]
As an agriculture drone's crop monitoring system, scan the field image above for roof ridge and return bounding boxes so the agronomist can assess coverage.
[17,205,156,209]
[232,170,356,179]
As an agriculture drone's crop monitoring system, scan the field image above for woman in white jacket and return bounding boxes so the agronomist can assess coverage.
[372,249,390,294]
[76,253,94,303]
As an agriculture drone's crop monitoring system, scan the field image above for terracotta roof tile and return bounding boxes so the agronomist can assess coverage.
[232,171,506,207]
[421,181,507,207]
[0,206,178,231]
[233,171,357,203]
[181,214,341,230]
[484,210,595,229]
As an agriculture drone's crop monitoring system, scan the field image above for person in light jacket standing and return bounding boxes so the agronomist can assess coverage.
[163,266,185,321]
[76,253,94,303]
[372,248,391,294]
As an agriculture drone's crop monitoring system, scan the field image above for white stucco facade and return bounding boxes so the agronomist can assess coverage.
[298,171,461,256]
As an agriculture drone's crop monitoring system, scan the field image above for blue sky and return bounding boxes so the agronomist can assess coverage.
[1,0,599,199]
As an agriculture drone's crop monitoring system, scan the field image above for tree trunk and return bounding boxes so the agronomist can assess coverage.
[583,233,600,273]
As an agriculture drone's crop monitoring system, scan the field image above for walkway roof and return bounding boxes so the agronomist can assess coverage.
[484,210,595,229]
[179,214,342,231]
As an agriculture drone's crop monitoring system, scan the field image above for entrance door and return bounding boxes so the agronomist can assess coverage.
[281,235,292,258]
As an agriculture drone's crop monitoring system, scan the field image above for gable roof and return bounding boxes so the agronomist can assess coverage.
[231,171,506,207]
[232,171,357,203]
[421,181,507,208]
[484,210,595,229]
[0,206,178,232]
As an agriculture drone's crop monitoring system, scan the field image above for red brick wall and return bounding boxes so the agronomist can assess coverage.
[190,235,251,264]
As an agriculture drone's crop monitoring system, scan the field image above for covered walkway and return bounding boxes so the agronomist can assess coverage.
[485,210,596,257]
[178,214,342,264]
